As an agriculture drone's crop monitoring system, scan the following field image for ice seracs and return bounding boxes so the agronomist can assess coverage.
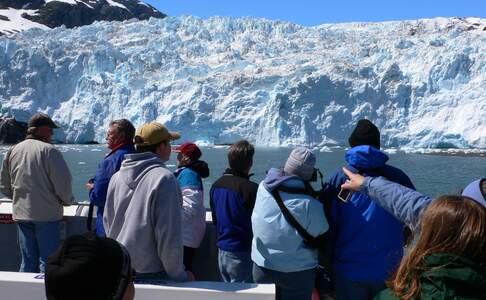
[0,16,485,149]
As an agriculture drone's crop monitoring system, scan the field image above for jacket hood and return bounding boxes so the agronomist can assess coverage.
[119,152,166,189]
[345,145,389,171]
[263,168,302,191]
[461,178,486,208]
[187,160,210,178]
[422,253,486,296]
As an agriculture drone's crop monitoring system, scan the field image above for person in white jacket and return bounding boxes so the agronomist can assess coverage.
[104,122,193,282]
[173,142,210,274]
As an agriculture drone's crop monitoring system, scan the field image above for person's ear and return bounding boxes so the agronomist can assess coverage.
[122,282,135,300]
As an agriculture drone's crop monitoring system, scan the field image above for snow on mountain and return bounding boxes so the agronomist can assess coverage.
[0,16,485,148]
[0,0,165,36]
[105,0,127,10]
[45,0,78,4]
[0,8,49,35]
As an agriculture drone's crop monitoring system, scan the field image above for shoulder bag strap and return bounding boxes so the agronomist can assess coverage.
[269,188,317,245]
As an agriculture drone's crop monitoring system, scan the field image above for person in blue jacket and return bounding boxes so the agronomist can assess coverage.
[210,140,258,283]
[320,119,415,300]
[86,119,136,237]
[340,170,486,300]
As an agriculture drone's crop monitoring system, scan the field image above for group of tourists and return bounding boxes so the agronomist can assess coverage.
[0,112,484,300]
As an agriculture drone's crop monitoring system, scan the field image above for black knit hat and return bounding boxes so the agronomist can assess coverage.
[348,119,381,149]
[45,232,132,300]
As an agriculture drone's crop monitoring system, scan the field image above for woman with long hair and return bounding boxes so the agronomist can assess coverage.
[341,170,486,299]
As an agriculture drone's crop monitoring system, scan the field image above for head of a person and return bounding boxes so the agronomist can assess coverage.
[391,192,486,300]
[348,119,380,149]
[133,122,180,161]
[283,147,316,182]
[27,113,59,143]
[461,178,486,205]
[173,142,202,166]
[45,232,135,300]
[227,139,255,175]
[106,119,135,150]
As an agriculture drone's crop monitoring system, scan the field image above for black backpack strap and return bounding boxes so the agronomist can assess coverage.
[269,188,326,249]
[276,186,308,195]
[86,202,95,232]
[278,184,319,199]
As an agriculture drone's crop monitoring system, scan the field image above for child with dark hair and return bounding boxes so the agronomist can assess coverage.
[45,232,135,300]
[209,139,258,282]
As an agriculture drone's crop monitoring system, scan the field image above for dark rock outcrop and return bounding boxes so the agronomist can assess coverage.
[0,118,27,144]
[0,0,165,35]
[0,0,44,10]
[24,0,165,29]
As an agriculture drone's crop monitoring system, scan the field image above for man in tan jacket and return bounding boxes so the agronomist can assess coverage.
[0,113,73,272]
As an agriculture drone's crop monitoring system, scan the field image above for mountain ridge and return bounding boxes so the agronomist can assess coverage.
[0,0,165,35]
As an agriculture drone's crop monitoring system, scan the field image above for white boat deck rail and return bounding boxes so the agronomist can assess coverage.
[0,271,275,300]
[0,199,221,280]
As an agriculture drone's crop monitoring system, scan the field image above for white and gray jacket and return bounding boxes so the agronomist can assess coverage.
[104,152,188,281]
[0,138,73,221]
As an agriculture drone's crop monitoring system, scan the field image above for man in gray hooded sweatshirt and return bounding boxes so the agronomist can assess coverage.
[104,122,192,282]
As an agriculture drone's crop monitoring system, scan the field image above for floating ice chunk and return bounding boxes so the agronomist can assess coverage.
[319,146,332,153]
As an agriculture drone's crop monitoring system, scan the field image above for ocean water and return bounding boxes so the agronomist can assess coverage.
[0,145,484,205]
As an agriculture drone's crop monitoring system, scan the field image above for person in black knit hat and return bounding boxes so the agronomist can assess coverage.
[45,232,135,300]
[348,119,381,149]
[320,119,415,300]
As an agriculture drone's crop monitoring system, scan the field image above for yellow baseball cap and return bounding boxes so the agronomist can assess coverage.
[135,122,181,146]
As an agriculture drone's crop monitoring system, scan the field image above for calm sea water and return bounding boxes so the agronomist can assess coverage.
[1,145,485,205]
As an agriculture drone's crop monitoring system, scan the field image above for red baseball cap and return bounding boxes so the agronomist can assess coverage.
[173,142,202,161]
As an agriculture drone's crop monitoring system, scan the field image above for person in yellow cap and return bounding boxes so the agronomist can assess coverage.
[103,122,194,282]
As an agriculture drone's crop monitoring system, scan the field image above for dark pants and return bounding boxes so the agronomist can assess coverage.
[253,263,315,300]
[183,246,196,272]
[334,272,386,300]
[218,249,253,283]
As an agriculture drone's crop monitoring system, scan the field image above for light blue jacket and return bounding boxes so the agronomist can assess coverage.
[362,176,433,231]
[251,168,329,272]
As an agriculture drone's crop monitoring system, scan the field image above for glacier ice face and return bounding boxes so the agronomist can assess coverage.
[0,16,485,148]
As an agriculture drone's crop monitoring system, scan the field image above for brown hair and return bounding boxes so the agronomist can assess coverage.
[110,119,135,144]
[228,140,254,174]
[389,195,486,299]
[134,136,168,154]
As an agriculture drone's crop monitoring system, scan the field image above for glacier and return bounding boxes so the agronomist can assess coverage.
[0,16,485,148]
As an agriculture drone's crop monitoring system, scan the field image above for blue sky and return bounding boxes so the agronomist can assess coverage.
[144,0,486,26]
